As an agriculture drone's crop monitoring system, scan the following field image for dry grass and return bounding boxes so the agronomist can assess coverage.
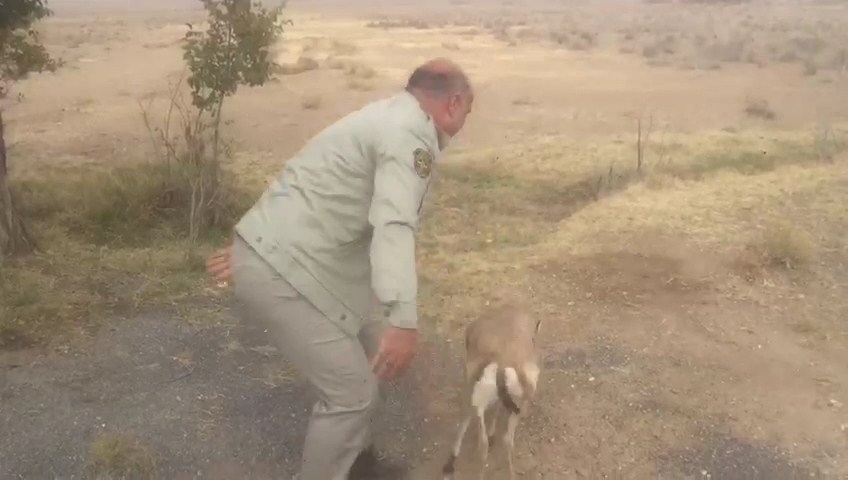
[344,63,377,79]
[419,124,847,309]
[385,3,848,75]
[755,221,817,270]
[86,432,156,480]
[414,128,846,333]
[6,4,848,351]
[4,117,844,349]
[415,162,591,334]
[326,57,377,81]
[0,163,249,350]
[15,162,248,247]
[346,78,374,91]
[326,56,347,70]
[366,18,433,30]
[453,127,841,187]
[329,39,358,56]
[543,159,847,258]
[745,96,777,120]
[275,55,320,75]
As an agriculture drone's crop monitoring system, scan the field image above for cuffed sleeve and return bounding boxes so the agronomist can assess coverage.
[367,126,434,330]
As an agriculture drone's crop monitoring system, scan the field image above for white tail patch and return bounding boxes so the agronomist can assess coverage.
[503,367,524,400]
[471,362,499,411]
[523,361,540,391]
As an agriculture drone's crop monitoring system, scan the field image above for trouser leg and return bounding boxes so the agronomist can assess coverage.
[357,297,386,451]
[231,236,378,480]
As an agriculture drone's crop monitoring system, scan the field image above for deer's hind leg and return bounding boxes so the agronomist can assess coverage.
[476,406,490,480]
[441,413,472,479]
[503,410,522,480]
[486,403,505,447]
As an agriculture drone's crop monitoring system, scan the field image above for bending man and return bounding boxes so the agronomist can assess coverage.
[207,58,474,479]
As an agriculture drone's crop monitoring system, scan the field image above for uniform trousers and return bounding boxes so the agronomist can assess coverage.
[231,234,383,480]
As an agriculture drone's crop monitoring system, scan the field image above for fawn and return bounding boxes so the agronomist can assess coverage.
[442,295,543,480]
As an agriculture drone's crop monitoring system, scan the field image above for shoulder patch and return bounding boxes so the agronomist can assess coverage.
[413,147,433,178]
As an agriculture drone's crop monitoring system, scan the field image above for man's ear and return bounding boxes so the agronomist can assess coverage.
[448,93,463,112]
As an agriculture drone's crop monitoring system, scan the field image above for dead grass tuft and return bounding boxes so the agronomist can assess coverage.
[326,57,377,80]
[366,18,432,30]
[744,96,776,120]
[347,78,374,91]
[326,56,348,70]
[755,221,817,270]
[275,56,319,75]
[329,39,358,56]
[344,63,376,79]
[642,35,678,59]
[512,97,537,106]
[86,432,156,480]
[734,221,818,280]
[549,29,597,50]
[703,36,748,63]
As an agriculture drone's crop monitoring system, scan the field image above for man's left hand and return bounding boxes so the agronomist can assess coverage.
[370,326,418,382]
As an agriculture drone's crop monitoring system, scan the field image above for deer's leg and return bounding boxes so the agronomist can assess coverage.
[476,407,490,479]
[504,411,521,480]
[486,405,501,447]
[442,414,471,479]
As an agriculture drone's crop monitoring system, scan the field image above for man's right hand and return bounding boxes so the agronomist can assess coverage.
[206,237,233,287]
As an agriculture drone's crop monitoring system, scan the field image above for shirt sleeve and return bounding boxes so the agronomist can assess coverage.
[367,126,435,330]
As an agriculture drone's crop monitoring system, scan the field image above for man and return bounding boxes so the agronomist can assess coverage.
[206,58,474,479]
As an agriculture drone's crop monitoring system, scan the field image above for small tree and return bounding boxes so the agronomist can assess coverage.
[143,0,288,245]
[0,0,59,259]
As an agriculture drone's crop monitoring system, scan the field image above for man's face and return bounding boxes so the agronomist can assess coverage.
[434,90,473,138]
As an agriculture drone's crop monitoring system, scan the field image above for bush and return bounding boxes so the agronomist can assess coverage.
[758,222,816,270]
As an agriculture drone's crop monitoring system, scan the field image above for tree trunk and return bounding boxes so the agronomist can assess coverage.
[0,108,37,259]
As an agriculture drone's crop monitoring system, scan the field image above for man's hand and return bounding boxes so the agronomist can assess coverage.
[370,326,418,382]
[206,237,233,287]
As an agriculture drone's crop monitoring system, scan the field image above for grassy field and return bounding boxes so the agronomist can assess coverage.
[2,0,848,478]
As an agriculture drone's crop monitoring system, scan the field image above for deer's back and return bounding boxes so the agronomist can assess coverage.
[465,301,538,368]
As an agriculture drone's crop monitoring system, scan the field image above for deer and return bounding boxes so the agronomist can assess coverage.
[442,294,543,480]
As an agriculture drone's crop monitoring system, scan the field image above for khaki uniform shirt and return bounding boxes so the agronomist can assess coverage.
[234,90,441,337]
